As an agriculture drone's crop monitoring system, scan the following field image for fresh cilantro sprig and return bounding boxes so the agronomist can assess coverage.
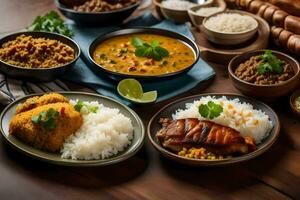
[198,101,223,119]
[31,108,60,131]
[131,37,169,61]
[27,11,74,38]
[257,50,284,74]
[74,100,99,113]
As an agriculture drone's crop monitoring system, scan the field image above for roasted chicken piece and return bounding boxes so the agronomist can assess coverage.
[156,118,256,155]
[10,102,83,152]
[15,93,69,114]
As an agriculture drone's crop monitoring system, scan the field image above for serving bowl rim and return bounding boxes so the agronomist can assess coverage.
[0,91,145,167]
[187,3,226,17]
[153,0,214,12]
[147,92,280,166]
[0,31,81,71]
[55,0,141,15]
[228,49,300,88]
[202,10,259,35]
[88,27,200,79]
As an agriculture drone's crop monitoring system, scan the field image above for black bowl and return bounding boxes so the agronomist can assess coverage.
[55,0,141,25]
[0,31,81,82]
[88,27,200,81]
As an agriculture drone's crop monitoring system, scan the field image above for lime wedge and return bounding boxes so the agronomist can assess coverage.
[139,91,158,103]
[117,79,143,99]
[117,79,157,103]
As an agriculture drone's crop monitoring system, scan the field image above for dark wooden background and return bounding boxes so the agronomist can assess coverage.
[0,0,299,199]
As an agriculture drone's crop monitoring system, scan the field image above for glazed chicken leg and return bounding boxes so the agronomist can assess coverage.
[156,118,256,155]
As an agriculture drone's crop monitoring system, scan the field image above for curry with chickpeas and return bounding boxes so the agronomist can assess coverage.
[92,34,196,76]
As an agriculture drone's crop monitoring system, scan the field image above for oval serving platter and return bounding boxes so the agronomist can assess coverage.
[0,92,145,167]
[88,27,200,81]
[147,93,280,166]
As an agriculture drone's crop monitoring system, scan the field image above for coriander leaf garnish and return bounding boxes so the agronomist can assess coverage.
[88,105,99,113]
[131,37,169,61]
[198,101,223,119]
[257,50,284,74]
[131,37,144,47]
[27,11,74,38]
[74,100,99,113]
[31,108,61,131]
[74,100,84,112]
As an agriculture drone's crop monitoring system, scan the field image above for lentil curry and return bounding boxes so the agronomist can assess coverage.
[0,35,75,68]
[234,52,294,85]
[92,34,196,76]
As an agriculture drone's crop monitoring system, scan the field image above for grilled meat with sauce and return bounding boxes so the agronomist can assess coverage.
[156,118,256,155]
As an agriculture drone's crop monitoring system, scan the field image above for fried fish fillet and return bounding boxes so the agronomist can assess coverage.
[15,93,69,114]
[9,102,83,152]
[156,118,256,155]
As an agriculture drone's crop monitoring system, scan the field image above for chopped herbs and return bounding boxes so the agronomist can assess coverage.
[31,108,61,131]
[74,100,84,112]
[74,100,99,113]
[100,54,107,60]
[159,60,168,67]
[110,60,117,64]
[27,11,74,38]
[257,50,284,74]
[198,101,223,119]
[172,62,176,67]
[131,37,169,61]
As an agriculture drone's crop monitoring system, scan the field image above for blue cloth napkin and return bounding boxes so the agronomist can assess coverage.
[63,12,215,105]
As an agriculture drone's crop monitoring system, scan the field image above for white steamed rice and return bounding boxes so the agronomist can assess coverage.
[61,100,134,160]
[195,7,223,17]
[161,0,196,10]
[173,96,272,143]
[204,13,257,33]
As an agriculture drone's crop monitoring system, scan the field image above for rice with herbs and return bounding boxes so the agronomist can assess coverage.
[61,100,134,160]
[173,96,272,143]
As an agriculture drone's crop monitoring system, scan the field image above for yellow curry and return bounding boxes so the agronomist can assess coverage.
[92,34,196,75]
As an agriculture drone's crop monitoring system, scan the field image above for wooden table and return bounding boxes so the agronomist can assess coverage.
[0,1,300,200]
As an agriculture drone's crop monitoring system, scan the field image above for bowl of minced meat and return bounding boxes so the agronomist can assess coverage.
[0,32,80,82]
[228,50,300,100]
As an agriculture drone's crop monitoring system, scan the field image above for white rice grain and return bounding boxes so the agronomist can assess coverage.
[61,101,134,160]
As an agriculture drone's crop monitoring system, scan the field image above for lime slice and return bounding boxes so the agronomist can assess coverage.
[117,79,157,103]
[139,91,158,103]
[117,79,143,99]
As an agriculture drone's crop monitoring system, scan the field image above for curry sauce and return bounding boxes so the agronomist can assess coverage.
[92,34,196,75]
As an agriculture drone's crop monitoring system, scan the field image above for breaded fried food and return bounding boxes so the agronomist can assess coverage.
[9,102,83,152]
[15,93,69,114]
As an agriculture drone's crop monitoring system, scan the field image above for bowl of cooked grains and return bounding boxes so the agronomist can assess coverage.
[0,31,80,82]
[228,49,300,100]
[55,0,140,25]
[201,10,258,45]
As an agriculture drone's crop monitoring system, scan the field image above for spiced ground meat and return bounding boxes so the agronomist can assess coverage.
[0,35,75,68]
[73,0,137,12]
[234,56,294,85]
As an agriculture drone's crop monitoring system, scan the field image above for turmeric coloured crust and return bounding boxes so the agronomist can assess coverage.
[15,93,69,114]
[9,102,83,152]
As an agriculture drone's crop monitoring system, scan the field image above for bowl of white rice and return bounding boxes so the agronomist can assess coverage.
[188,1,226,27]
[147,93,280,166]
[153,0,213,23]
[201,10,259,45]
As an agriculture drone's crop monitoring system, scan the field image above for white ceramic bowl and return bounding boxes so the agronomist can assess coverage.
[201,10,259,45]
